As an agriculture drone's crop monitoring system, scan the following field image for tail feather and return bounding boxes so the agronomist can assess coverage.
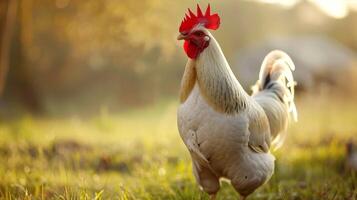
[253,50,298,122]
[252,50,298,150]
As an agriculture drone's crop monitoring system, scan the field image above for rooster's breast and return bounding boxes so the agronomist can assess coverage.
[177,84,250,174]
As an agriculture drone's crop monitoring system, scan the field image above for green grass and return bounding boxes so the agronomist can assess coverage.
[0,95,357,199]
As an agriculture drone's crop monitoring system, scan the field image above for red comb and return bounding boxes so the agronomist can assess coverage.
[179,4,220,34]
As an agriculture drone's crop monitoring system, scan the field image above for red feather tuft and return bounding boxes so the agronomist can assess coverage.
[179,4,220,34]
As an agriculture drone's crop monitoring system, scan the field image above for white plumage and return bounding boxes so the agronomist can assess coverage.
[177,28,297,199]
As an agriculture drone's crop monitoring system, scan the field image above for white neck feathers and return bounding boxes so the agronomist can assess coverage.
[180,33,249,114]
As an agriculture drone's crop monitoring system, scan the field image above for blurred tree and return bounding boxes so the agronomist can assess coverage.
[0,0,42,113]
[0,0,17,96]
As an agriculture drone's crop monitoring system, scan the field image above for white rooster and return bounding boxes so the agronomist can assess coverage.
[177,4,297,199]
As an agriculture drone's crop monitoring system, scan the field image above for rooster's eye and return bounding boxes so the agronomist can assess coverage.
[193,31,205,37]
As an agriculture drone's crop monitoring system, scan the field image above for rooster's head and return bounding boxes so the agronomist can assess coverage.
[177,4,220,59]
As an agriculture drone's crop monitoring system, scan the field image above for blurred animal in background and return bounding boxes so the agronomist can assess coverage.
[346,140,357,172]
[177,4,297,200]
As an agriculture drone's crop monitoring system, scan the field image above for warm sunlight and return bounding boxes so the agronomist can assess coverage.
[311,0,348,18]
[252,0,299,8]
[253,0,357,18]
[1,0,356,199]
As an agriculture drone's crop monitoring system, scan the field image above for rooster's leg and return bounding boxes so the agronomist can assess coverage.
[210,194,216,200]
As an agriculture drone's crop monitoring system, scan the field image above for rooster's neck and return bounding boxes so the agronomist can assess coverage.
[195,34,249,114]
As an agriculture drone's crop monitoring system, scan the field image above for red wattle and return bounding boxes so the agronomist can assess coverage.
[184,40,199,59]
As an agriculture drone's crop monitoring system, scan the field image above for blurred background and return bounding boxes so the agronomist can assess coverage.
[0,0,356,116]
[0,0,356,199]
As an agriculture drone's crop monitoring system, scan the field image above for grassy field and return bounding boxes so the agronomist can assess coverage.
[0,95,356,199]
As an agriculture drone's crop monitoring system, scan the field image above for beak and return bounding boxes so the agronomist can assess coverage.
[177,33,187,40]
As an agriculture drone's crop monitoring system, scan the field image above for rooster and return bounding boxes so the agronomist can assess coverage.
[176,4,297,199]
